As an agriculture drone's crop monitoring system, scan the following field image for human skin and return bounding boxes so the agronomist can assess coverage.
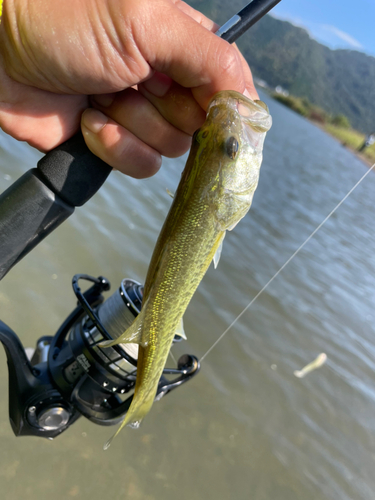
[0,0,258,178]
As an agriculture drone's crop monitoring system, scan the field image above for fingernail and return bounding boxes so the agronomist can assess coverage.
[244,88,259,101]
[91,93,115,108]
[82,109,108,134]
[142,71,172,97]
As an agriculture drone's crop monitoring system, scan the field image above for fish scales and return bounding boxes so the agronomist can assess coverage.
[137,179,220,399]
[103,90,272,447]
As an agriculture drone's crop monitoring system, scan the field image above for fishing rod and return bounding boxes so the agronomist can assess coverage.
[216,0,282,42]
[0,0,281,440]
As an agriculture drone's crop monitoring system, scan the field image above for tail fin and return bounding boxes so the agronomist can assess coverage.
[103,386,155,450]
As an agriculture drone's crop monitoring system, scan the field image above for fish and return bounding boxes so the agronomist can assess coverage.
[102,90,272,448]
[293,353,327,378]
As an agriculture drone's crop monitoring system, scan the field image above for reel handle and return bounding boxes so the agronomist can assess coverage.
[0,321,79,438]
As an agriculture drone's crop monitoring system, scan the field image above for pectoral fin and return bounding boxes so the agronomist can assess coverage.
[213,232,226,269]
[174,317,187,340]
[166,188,175,199]
[103,390,154,450]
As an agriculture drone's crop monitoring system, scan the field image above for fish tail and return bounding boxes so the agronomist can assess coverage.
[125,395,155,429]
[103,387,155,450]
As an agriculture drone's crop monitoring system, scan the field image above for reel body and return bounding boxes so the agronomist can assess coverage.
[0,275,199,439]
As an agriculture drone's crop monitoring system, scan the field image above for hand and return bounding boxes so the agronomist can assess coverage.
[0,0,257,178]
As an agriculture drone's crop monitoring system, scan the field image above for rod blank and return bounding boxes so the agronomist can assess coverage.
[218,0,282,43]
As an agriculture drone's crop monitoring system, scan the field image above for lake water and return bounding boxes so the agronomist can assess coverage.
[0,91,374,500]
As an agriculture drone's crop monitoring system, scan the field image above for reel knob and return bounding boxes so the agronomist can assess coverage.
[37,406,70,431]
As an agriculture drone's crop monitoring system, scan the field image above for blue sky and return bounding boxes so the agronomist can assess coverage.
[271,0,375,56]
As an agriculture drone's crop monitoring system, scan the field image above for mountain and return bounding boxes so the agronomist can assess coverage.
[186,2,375,133]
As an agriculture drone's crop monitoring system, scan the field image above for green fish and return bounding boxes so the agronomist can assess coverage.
[103,90,271,448]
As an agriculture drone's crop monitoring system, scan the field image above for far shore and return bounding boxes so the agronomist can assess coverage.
[267,91,375,169]
[310,120,375,169]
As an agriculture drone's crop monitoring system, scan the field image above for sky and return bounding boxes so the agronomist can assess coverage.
[270,0,375,56]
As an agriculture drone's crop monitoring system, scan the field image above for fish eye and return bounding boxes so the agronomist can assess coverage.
[225,136,239,159]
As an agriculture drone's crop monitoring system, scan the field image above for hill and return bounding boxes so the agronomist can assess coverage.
[187,1,375,134]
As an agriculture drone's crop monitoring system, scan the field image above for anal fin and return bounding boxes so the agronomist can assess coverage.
[99,307,146,347]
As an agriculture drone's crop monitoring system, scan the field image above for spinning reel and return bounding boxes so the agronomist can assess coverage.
[0,274,199,439]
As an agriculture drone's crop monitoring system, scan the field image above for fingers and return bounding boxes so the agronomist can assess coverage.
[91,88,192,157]
[81,108,162,179]
[81,87,197,178]
[138,72,206,135]
[82,40,258,179]
[130,0,249,109]
[136,48,258,136]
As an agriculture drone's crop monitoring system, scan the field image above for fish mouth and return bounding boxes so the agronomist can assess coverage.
[208,90,272,133]
[206,90,272,154]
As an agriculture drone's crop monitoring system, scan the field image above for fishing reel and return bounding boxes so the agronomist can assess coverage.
[0,274,199,439]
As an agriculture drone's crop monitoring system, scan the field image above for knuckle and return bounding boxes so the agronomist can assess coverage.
[215,44,244,87]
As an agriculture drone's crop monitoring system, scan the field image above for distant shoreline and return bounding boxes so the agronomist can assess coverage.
[267,91,375,169]
[310,120,375,169]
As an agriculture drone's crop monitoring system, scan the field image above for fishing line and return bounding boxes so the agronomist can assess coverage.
[200,162,375,362]
[169,349,177,364]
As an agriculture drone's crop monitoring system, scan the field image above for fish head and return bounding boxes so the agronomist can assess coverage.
[193,90,272,231]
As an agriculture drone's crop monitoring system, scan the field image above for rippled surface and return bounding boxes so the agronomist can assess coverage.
[0,92,374,499]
